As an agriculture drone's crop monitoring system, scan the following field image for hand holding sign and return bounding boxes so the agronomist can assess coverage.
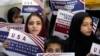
[5,29,44,56]
[3,40,9,48]
[34,0,44,9]
[90,43,100,56]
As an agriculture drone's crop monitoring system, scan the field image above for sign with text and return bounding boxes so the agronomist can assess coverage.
[50,0,85,15]
[6,29,44,56]
[37,53,75,56]
[0,31,9,42]
[21,0,44,15]
[0,22,25,32]
[90,43,100,56]
[53,9,73,40]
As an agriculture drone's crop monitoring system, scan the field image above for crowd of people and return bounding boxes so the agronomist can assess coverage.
[0,0,100,56]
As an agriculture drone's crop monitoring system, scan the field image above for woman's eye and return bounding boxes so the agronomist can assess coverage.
[47,49,53,53]
[28,22,34,25]
[37,22,41,25]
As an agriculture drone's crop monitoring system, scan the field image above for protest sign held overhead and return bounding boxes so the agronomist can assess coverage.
[50,0,85,15]
[21,0,44,15]
[53,9,73,40]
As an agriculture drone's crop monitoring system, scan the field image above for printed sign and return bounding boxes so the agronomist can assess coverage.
[90,43,100,56]
[5,29,44,56]
[53,9,73,40]
[21,0,44,15]
[0,22,25,32]
[50,0,85,15]
[37,53,75,56]
[0,31,9,42]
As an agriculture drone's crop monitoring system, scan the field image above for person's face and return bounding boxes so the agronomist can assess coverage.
[46,43,62,53]
[28,16,42,35]
[12,14,23,24]
[80,17,92,36]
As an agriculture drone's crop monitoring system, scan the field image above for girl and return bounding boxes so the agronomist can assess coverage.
[7,7,24,24]
[44,36,63,53]
[25,12,47,38]
[66,12,100,56]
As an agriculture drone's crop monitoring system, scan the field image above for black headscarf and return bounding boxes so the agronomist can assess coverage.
[67,12,99,56]
[69,12,94,40]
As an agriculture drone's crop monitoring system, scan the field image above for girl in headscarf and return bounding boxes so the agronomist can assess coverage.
[65,12,100,56]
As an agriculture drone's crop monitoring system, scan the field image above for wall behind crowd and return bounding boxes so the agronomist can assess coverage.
[0,0,22,22]
[0,3,21,21]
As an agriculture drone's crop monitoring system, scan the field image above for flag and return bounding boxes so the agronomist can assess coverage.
[92,17,99,33]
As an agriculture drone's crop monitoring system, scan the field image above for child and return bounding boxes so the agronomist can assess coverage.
[7,7,24,24]
[44,36,63,53]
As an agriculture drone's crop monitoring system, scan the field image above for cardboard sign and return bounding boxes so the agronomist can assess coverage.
[90,43,100,55]
[50,0,85,15]
[53,9,73,40]
[21,0,44,15]
[37,53,75,56]
[5,29,44,56]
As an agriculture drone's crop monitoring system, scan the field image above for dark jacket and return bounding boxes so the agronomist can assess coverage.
[65,35,100,56]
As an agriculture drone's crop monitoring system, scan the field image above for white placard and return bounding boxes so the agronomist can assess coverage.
[0,22,25,32]
[53,9,73,40]
[90,43,100,55]
[37,53,75,56]
[6,29,44,56]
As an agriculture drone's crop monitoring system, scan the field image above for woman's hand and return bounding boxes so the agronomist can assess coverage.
[34,0,44,9]
[87,53,94,56]
[3,40,9,48]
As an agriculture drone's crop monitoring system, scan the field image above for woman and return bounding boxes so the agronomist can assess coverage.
[66,12,100,56]
[25,12,47,38]
[7,7,24,24]
[44,36,63,53]
[3,12,47,56]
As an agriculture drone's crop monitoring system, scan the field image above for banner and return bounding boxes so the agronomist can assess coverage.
[5,29,44,56]
[90,43,100,56]
[21,0,44,15]
[37,53,75,56]
[53,9,73,40]
[0,22,25,32]
[50,0,85,15]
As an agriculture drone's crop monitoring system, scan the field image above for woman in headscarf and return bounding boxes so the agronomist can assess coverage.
[65,12,100,56]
